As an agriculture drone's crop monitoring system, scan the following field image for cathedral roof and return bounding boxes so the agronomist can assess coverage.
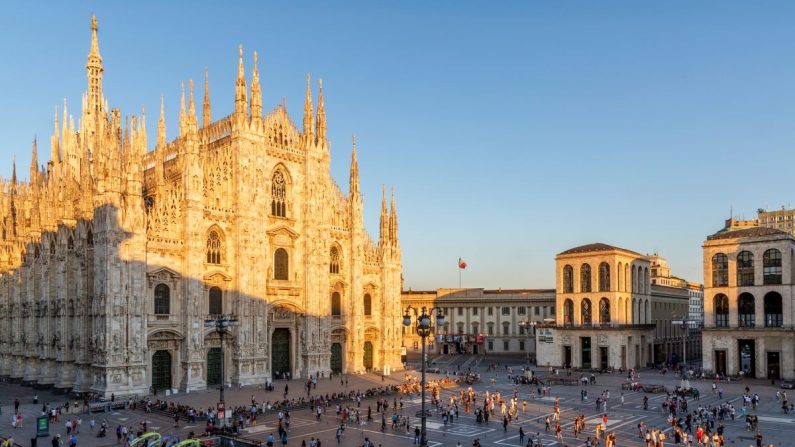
[557,242,642,257]
[706,226,791,241]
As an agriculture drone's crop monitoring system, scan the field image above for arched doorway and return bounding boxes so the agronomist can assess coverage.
[207,347,223,386]
[272,329,291,378]
[363,341,374,371]
[330,343,343,373]
[152,350,172,391]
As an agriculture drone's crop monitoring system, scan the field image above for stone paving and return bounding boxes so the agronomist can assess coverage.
[0,359,793,447]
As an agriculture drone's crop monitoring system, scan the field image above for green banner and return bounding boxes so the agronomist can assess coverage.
[36,416,49,437]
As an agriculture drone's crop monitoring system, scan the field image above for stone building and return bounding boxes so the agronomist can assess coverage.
[701,224,794,379]
[648,255,701,365]
[536,243,655,370]
[401,288,555,360]
[0,16,404,396]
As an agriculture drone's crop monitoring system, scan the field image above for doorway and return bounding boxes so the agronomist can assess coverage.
[363,341,374,370]
[152,350,172,392]
[330,343,343,374]
[599,347,608,370]
[207,347,222,386]
[767,351,780,380]
[580,337,591,369]
[272,329,291,378]
[473,345,479,355]
[738,339,755,378]
[621,346,627,370]
[563,346,572,368]
[714,350,727,376]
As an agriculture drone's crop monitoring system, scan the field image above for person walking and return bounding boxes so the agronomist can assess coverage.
[519,426,525,445]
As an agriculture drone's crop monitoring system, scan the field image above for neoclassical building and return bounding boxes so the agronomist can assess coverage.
[0,17,404,396]
[701,223,794,379]
[536,243,656,370]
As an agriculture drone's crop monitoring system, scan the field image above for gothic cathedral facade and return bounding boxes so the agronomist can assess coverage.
[0,17,404,396]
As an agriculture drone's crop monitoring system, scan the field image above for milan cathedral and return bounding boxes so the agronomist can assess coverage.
[0,16,404,396]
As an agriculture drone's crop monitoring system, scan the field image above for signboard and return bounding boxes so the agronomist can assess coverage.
[537,328,554,344]
[36,415,49,437]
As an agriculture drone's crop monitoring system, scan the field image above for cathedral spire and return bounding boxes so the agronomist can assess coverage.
[179,81,186,136]
[11,155,16,190]
[235,45,248,116]
[157,94,167,147]
[51,106,60,164]
[349,134,359,196]
[188,78,197,130]
[379,184,388,244]
[390,186,399,245]
[303,74,314,142]
[30,137,38,185]
[85,15,104,115]
[203,68,211,127]
[250,51,262,119]
[316,78,327,145]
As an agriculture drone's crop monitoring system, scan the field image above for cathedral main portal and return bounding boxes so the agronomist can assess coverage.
[272,328,291,378]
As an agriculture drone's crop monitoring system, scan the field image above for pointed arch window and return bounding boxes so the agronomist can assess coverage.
[599,297,610,323]
[581,298,592,325]
[209,286,222,316]
[363,293,372,316]
[271,170,287,217]
[562,265,574,293]
[580,264,592,293]
[87,230,93,247]
[330,247,341,274]
[207,229,223,264]
[598,262,610,292]
[331,292,342,317]
[154,284,170,315]
[274,248,289,280]
[67,236,74,251]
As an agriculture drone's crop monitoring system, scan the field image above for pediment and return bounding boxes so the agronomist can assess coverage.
[203,270,233,283]
[148,267,182,280]
[266,226,300,240]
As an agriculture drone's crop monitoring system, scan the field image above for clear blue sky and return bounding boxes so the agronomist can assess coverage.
[1,2,794,290]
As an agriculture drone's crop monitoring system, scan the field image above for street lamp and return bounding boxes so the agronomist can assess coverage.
[204,314,239,425]
[518,319,537,364]
[671,319,690,374]
[402,305,444,447]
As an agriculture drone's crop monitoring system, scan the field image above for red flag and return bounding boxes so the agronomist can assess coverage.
[458,257,467,269]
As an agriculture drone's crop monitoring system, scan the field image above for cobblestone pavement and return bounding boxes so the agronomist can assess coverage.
[0,360,792,447]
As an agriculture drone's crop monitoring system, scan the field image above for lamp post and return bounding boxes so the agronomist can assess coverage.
[671,319,690,373]
[518,319,537,364]
[204,314,239,425]
[402,305,444,447]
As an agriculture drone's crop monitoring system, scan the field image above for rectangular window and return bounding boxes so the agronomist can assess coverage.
[502,324,509,335]
[473,307,478,316]
[458,308,463,316]
[503,340,509,351]
[519,326,525,336]
[534,307,540,315]
[488,307,494,316]
[487,325,494,336]
[488,341,493,351]
[550,306,555,315]
[518,306,526,315]
[502,307,510,316]
[519,341,525,351]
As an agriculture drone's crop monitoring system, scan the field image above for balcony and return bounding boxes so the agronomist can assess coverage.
[765,314,783,327]
[556,322,655,330]
[738,314,755,328]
